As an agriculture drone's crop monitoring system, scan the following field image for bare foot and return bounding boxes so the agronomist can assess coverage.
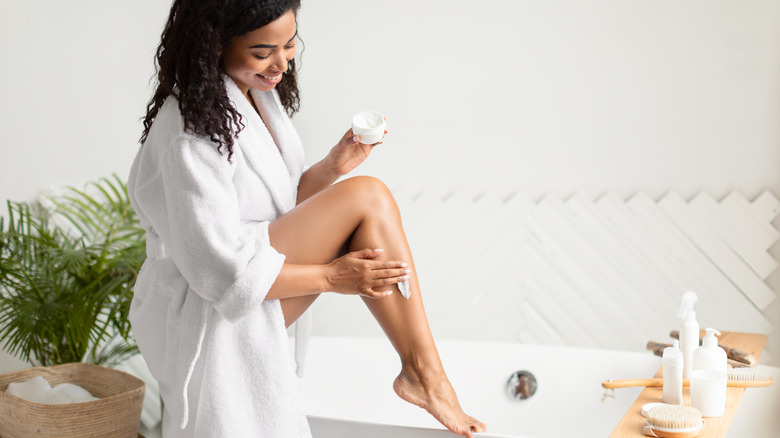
[393,365,486,437]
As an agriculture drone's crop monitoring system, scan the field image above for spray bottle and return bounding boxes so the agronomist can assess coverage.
[677,291,699,379]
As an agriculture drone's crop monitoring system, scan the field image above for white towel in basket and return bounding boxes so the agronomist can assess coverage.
[6,376,98,404]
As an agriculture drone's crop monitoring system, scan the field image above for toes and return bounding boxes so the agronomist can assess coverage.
[448,418,477,438]
[468,417,486,433]
[455,424,474,438]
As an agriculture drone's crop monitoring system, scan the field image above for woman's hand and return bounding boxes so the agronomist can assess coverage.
[327,128,386,176]
[324,248,409,299]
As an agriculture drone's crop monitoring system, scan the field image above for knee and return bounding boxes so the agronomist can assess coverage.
[341,176,397,214]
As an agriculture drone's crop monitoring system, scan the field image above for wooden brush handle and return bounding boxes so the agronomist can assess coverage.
[602,378,665,388]
[601,377,773,389]
[644,425,703,438]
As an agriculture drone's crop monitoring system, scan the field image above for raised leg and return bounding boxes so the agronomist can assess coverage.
[269,176,485,437]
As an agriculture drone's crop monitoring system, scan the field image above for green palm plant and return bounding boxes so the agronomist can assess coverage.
[0,175,145,367]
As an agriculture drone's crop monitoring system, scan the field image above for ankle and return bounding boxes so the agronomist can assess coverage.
[400,356,445,383]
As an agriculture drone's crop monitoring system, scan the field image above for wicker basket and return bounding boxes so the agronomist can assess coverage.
[0,362,145,438]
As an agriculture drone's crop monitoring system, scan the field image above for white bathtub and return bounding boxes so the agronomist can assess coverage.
[300,336,780,438]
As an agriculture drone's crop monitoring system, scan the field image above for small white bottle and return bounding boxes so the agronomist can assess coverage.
[691,330,728,418]
[677,291,699,379]
[693,328,727,374]
[662,339,683,405]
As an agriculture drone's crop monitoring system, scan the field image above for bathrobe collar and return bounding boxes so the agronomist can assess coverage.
[223,76,313,380]
[223,75,304,214]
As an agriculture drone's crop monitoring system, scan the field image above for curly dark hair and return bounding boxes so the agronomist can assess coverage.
[140,0,302,160]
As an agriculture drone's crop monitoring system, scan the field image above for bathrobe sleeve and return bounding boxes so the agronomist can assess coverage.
[158,134,286,321]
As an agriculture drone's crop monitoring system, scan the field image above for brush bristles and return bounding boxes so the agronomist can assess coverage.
[728,368,770,382]
[647,405,702,430]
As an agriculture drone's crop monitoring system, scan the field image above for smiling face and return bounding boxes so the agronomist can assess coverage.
[222,10,297,98]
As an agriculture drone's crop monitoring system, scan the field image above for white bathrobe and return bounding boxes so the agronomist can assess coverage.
[127,76,311,437]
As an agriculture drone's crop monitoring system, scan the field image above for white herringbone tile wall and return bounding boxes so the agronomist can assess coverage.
[311,190,779,362]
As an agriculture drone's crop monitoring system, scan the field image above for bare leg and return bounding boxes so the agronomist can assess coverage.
[270,176,485,437]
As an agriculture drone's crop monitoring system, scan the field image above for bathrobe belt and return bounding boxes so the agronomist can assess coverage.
[143,232,311,427]
[144,232,207,429]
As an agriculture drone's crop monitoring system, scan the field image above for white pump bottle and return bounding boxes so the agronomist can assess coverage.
[693,328,727,374]
[677,291,699,379]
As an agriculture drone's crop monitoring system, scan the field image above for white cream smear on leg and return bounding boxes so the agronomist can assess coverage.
[398,279,411,299]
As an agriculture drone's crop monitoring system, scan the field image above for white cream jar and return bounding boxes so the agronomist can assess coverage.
[351,111,386,144]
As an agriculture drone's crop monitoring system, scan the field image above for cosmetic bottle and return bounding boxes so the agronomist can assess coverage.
[677,291,699,379]
[691,328,728,417]
[693,328,727,374]
[662,339,683,405]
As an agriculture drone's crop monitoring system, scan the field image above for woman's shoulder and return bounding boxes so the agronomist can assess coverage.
[144,96,206,151]
[149,96,187,137]
[143,97,234,165]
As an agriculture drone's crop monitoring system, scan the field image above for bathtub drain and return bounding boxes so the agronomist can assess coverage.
[506,371,537,400]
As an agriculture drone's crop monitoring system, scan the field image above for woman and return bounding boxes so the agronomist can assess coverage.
[129,0,486,436]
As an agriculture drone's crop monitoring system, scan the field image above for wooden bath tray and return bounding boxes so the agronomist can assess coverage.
[609,331,767,438]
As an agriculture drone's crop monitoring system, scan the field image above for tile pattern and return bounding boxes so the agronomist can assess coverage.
[312,190,778,359]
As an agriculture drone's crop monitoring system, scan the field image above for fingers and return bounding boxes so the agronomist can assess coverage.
[351,249,408,268]
[337,128,360,146]
[341,128,355,141]
[351,249,408,272]
[336,249,410,298]
[373,267,411,281]
[359,288,393,299]
[353,248,383,259]
[359,270,409,299]
[373,275,410,288]
[360,262,410,291]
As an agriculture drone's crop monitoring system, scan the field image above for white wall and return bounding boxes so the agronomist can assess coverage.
[3,0,778,205]
[0,0,170,205]
[290,0,780,365]
[1,0,779,370]
[293,0,780,201]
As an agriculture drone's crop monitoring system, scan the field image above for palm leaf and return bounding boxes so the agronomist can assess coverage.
[0,174,145,367]
[93,337,139,368]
